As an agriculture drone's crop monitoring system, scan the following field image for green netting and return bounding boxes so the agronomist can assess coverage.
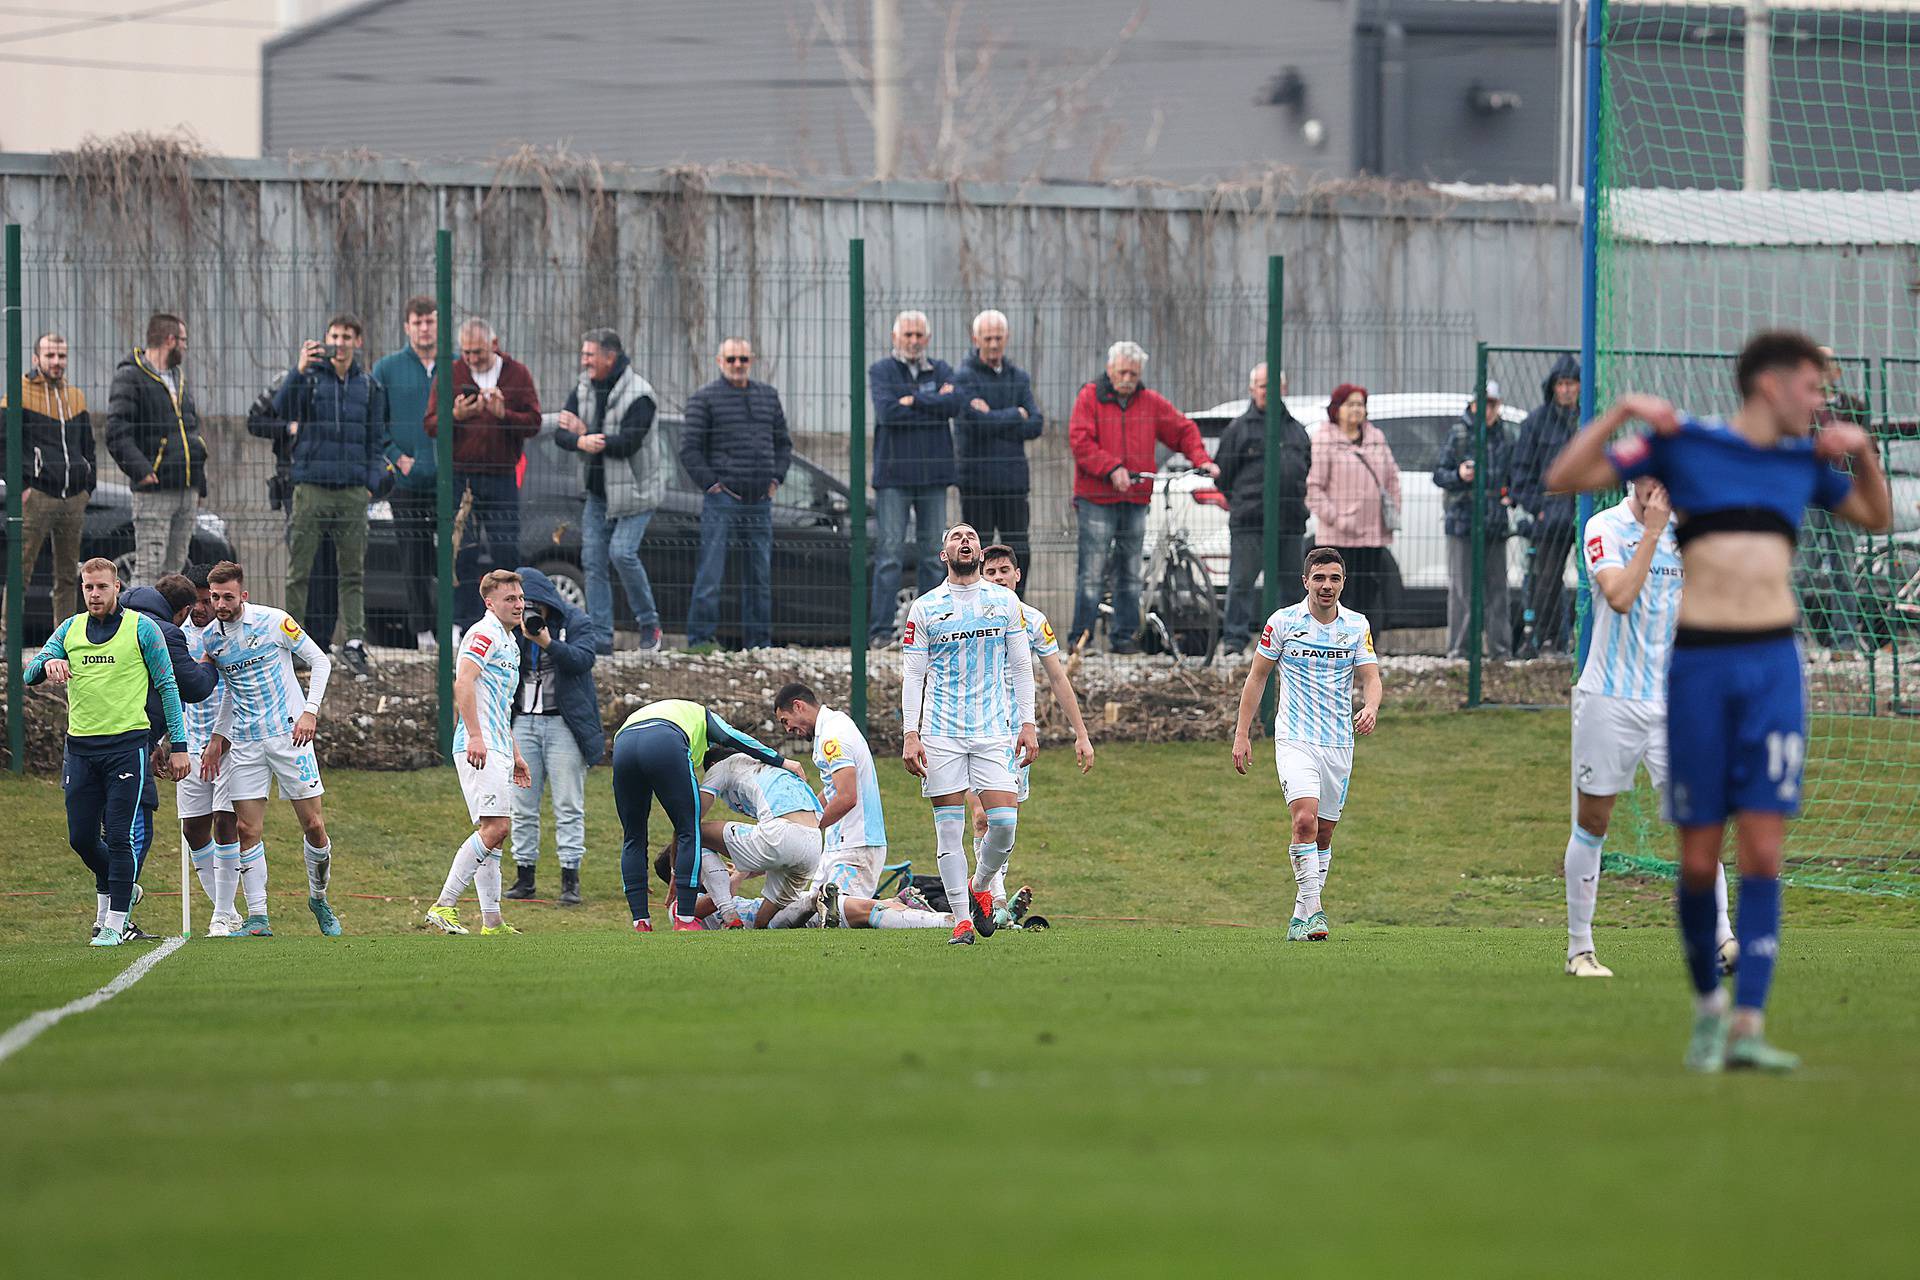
[1592,2,1920,897]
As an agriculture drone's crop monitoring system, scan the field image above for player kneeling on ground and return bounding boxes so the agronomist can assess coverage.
[1231,547,1383,941]
[695,750,822,929]
[427,570,533,936]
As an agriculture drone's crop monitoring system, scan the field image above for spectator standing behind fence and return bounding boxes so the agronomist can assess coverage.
[867,310,962,645]
[372,296,439,650]
[681,339,792,652]
[1213,363,1310,654]
[246,371,340,651]
[1,334,95,623]
[274,315,399,679]
[1307,384,1402,627]
[1432,382,1515,661]
[107,313,208,586]
[425,319,541,632]
[953,309,1042,590]
[551,328,666,654]
[502,565,604,908]
[1507,355,1581,657]
[1067,340,1218,653]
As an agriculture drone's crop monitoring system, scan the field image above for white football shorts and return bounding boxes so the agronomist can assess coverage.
[1275,739,1353,823]
[455,750,515,823]
[1571,689,1667,799]
[818,843,886,899]
[176,748,234,819]
[723,817,823,908]
[922,734,1019,798]
[225,734,325,803]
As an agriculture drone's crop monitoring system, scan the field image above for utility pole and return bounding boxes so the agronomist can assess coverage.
[872,0,902,179]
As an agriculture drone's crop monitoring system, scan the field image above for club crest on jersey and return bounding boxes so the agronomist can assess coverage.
[280,616,304,642]
[1586,535,1606,565]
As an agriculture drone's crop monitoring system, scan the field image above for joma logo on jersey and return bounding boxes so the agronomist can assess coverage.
[79,654,116,665]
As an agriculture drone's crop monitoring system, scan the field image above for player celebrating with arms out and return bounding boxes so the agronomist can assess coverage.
[197,561,341,938]
[900,523,1038,946]
[1231,548,1382,941]
[426,569,533,936]
[1547,330,1891,1072]
[1561,477,1733,979]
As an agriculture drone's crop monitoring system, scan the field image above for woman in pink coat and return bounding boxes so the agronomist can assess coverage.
[1306,383,1402,626]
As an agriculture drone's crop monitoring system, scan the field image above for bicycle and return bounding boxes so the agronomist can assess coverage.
[1082,470,1221,664]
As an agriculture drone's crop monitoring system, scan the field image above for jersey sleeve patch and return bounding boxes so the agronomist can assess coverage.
[902,620,917,647]
[821,737,844,762]
[1586,534,1607,566]
[279,616,304,644]
[1606,432,1655,480]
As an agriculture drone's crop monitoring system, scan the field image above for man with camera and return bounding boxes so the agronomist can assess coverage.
[272,314,404,678]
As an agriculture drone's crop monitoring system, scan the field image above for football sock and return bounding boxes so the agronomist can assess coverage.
[1732,874,1781,1016]
[699,853,738,925]
[768,898,817,929]
[933,805,969,924]
[213,841,241,918]
[1676,876,1721,999]
[94,893,111,928]
[238,843,269,916]
[1318,846,1333,898]
[988,865,1008,904]
[438,833,489,908]
[1289,843,1320,918]
[475,846,503,918]
[1564,825,1605,958]
[970,807,1019,893]
[1712,862,1733,947]
[874,906,949,929]
[302,838,332,901]
[191,843,218,904]
[104,908,128,934]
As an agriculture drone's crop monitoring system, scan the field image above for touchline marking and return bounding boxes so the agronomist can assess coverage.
[0,935,186,1066]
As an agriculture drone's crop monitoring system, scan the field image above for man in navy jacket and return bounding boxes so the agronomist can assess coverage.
[953,309,1043,591]
[867,309,962,644]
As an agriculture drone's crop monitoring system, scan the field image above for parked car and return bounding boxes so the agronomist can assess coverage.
[363,417,877,647]
[0,479,235,644]
[1161,392,1549,632]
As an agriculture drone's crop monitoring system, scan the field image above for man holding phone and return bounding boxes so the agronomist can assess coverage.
[273,313,402,678]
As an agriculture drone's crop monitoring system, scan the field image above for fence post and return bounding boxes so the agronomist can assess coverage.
[1260,255,1284,730]
[4,224,21,773]
[1574,0,1606,674]
[848,239,869,735]
[1467,342,1489,708]
[434,229,456,758]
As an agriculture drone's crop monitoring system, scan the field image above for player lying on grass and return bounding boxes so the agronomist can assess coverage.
[198,560,342,938]
[964,543,1094,927]
[650,847,953,932]
[1546,329,1891,1073]
[692,751,822,928]
[427,570,533,937]
[613,698,792,932]
[1231,547,1383,941]
[1563,477,1734,979]
[900,523,1038,945]
[23,557,189,946]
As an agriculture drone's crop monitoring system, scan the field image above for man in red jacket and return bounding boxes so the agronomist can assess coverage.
[426,318,542,630]
[1066,340,1217,652]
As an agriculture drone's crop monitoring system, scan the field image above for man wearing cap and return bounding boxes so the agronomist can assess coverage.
[1433,383,1516,660]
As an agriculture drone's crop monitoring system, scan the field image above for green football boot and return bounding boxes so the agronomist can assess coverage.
[479,921,523,936]
[1305,910,1330,941]
[309,897,343,937]
[1726,1035,1800,1074]
[1287,916,1311,941]
[88,926,124,948]
[1683,1010,1729,1074]
[236,914,274,937]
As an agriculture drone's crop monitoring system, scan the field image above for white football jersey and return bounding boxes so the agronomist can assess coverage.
[1577,499,1682,703]
[1256,602,1377,750]
[811,706,886,850]
[453,613,521,758]
[202,604,329,744]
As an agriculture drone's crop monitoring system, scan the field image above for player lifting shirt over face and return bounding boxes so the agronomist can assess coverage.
[1546,329,1892,1074]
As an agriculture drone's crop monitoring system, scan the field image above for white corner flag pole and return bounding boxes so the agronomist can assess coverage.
[180,830,192,939]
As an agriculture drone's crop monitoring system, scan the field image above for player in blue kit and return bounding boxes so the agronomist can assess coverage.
[1231,547,1383,941]
[1547,330,1891,1072]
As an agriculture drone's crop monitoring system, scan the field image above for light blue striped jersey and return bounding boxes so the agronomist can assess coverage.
[811,705,886,850]
[904,580,1025,737]
[201,604,326,744]
[181,619,224,754]
[1256,602,1376,749]
[1022,604,1061,661]
[1576,498,1682,702]
[700,753,822,820]
[452,613,521,759]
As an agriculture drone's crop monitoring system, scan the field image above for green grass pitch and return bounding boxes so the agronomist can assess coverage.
[2,711,1915,1276]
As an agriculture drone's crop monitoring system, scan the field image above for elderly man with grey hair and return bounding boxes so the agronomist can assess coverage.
[866,308,963,645]
[426,317,542,631]
[1066,339,1216,651]
[953,308,1044,589]
[550,327,666,653]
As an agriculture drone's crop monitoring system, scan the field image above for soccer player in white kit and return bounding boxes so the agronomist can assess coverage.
[1565,477,1734,978]
[971,543,1094,925]
[1232,548,1383,941]
[427,569,532,936]
[773,682,889,902]
[900,523,1038,945]
[694,753,825,928]
[176,567,243,936]
[197,561,341,938]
